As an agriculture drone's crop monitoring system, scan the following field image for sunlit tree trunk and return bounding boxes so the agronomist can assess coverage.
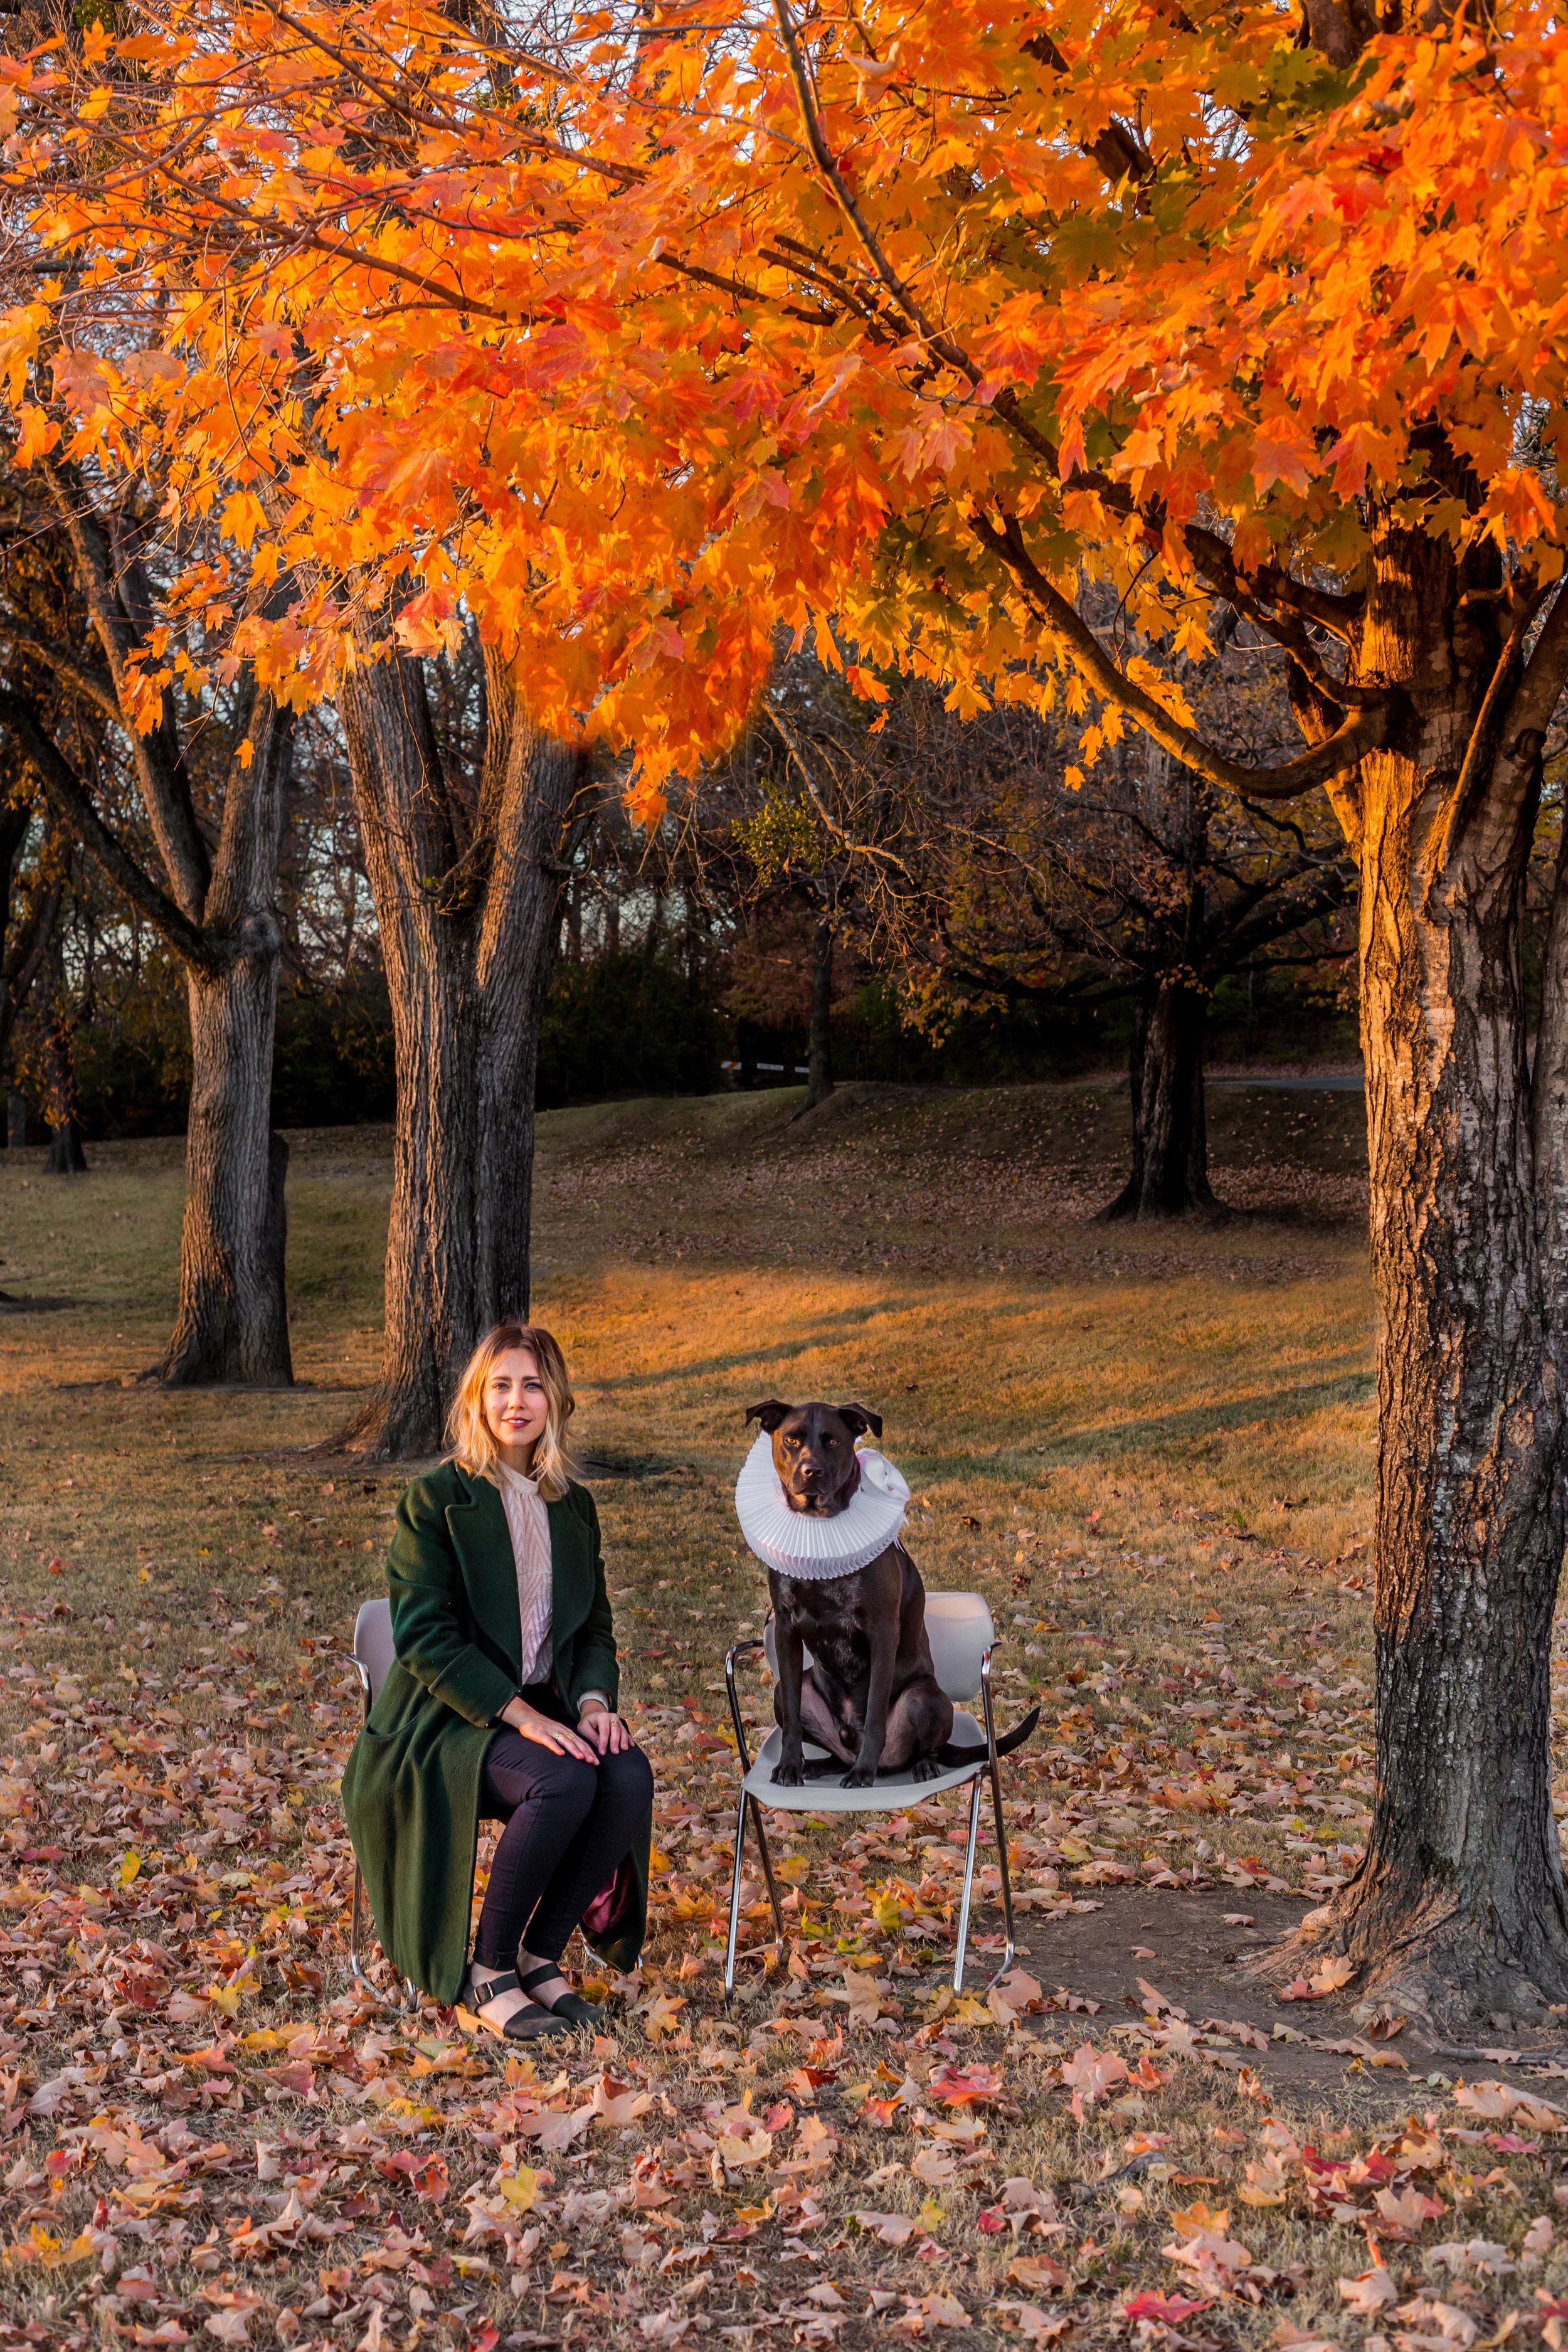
[1316,501,1568,2022]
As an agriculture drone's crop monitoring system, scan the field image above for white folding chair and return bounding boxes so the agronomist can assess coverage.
[722,1592,1017,1997]
[347,1598,419,2011]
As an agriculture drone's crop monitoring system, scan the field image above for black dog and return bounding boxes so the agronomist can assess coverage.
[746,1399,1039,1789]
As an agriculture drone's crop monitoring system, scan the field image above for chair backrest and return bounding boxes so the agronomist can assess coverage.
[354,1597,398,1703]
[923,1592,994,1700]
[762,1591,993,1702]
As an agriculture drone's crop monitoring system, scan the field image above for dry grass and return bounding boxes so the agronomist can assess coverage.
[1,1081,1564,2352]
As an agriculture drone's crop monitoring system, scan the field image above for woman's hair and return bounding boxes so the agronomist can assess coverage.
[445,1323,577,1500]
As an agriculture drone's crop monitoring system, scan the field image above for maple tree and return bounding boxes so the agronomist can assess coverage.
[333,618,590,1459]
[10,0,1568,2018]
[0,466,297,1381]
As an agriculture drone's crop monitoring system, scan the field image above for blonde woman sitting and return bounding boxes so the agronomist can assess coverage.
[344,1323,652,2038]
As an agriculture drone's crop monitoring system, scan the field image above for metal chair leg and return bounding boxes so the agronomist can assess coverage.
[722,1635,786,1997]
[749,1796,786,1944]
[980,1651,1017,1991]
[724,1786,750,2000]
[953,1773,984,1991]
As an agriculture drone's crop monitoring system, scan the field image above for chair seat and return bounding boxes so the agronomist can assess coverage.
[741,1715,988,1811]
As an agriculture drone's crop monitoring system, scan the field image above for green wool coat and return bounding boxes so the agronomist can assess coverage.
[341,1459,650,2004]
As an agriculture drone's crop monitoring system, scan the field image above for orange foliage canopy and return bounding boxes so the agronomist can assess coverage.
[4,0,1568,807]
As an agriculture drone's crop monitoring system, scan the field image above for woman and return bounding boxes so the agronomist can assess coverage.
[342,1324,653,2039]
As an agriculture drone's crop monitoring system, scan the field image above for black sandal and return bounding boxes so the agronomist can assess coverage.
[517,1963,600,2029]
[460,1964,573,2040]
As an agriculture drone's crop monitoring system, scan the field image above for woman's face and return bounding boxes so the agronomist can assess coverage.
[485,1349,549,1458]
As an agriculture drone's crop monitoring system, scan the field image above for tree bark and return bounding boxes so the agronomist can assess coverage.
[1288,499,1568,2025]
[151,688,294,1385]
[1098,974,1218,1219]
[799,914,835,1112]
[158,956,291,1380]
[334,642,581,1459]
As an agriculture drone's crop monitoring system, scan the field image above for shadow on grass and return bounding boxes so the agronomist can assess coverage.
[869,1370,1375,1481]
[598,1298,931,1391]
[1022,1370,1375,1464]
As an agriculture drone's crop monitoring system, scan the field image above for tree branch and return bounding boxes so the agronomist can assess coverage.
[2,630,124,728]
[0,692,224,974]
[38,462,213,916]
[1022,29,1153,189]
[971,511,1395,800]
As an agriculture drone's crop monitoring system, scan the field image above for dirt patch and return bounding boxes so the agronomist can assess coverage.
[1017,1884,1568,2115]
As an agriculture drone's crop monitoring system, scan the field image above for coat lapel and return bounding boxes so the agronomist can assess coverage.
[445,1473,522,1678]
[546,1495,593,1658]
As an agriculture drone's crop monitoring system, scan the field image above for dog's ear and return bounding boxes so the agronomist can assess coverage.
[837,1402,883,1441]
[745,1399,793,1433]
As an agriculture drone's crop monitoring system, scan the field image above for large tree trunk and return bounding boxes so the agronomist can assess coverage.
[1099,975,1219,1219]
[159,945,292,1383]
[335,647,580,1459]
[149,690,295,1387]
[1292,505,1568,2026]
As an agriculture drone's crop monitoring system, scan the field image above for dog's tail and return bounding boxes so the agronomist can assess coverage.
[936,1705,1041,1767]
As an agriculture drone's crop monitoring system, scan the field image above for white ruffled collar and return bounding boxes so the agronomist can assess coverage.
[734,1431,909,1580]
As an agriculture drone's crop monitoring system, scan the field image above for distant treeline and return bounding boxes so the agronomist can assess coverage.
[33,937,1356,1142]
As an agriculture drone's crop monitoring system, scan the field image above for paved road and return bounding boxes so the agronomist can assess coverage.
[1207,1073,1364,1092]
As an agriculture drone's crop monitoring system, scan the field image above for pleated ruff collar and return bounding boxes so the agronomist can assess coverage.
[734,1432,909,1580]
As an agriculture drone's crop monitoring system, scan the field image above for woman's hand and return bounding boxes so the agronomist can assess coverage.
[578,1699,633,1755]
[501,1694,600,1763]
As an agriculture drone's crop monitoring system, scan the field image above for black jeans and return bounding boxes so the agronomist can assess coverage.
[474,1684,653,1971]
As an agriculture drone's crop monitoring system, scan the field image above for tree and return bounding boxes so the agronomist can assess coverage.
[333,620,588,1458]
[6,808,88,1174]
[899,662,1354,1222]
[714,686,866,1116]
[722,646,1354,1210]
[14,0,1568,2018]
[0,783,49,1113]
[0,472,295,1382]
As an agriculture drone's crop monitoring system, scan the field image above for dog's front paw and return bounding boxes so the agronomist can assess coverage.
[772,1754,805,1788]
[910,1757,945,1783]
[840,1764,877,1789]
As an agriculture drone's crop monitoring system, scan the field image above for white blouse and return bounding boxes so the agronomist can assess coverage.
[499,1463,554,1686]
[496,1464,610,1715]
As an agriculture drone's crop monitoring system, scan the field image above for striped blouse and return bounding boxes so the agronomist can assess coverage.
[499,1463,554,1687]
[496,1463,611,1715]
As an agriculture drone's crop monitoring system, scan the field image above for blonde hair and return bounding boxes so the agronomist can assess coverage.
[446,1323,577,1501]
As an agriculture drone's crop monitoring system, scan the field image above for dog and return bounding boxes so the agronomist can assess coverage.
[746,1399,1040,1788]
